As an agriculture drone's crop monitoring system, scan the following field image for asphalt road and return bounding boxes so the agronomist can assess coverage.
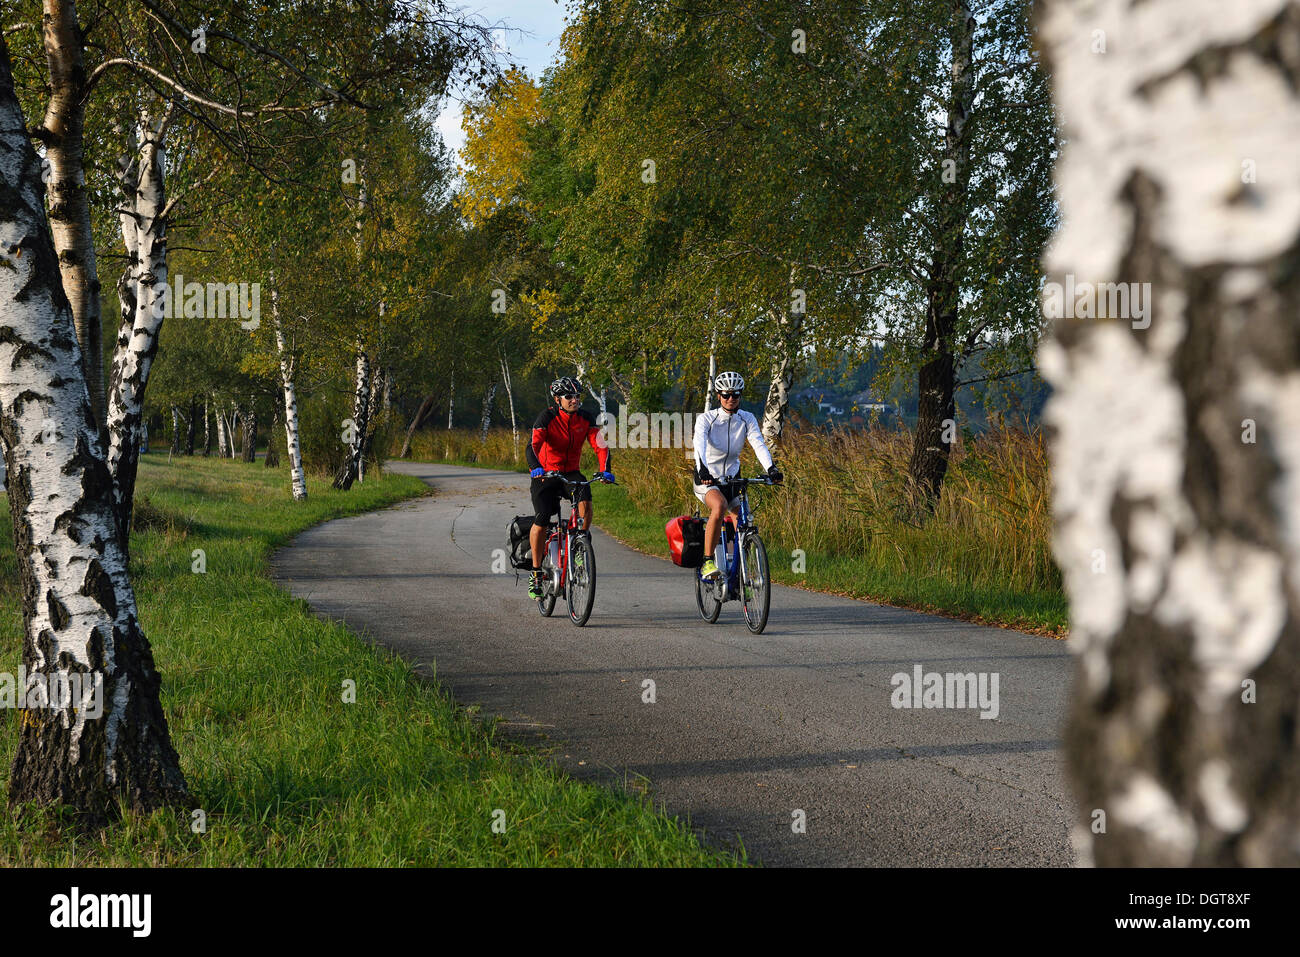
[271,461,1076,866]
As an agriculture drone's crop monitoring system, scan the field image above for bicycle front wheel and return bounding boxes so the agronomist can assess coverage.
[567,534,596,626]
[740,532,771,634]
[537,552,557,617]
[695,567,722,623]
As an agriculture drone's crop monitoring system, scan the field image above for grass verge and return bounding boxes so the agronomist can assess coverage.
[0,455,738,866]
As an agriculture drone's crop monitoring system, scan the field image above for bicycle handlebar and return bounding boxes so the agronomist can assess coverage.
[702,475,782,487]
[540,472,617,486]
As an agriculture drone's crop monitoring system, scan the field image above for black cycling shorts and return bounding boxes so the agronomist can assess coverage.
[531,471,591,524]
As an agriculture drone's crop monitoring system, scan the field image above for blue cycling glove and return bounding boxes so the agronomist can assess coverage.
[530,467,544,479]
[597,471,615,484]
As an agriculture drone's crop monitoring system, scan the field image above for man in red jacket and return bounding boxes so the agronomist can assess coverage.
[526,376,614,599]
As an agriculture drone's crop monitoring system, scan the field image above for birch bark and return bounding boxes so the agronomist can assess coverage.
[0,40,188,815]
[106,106,173,548]
[332,345,370,490]
[39,0,105,428]
[1040,0,1300,866]
[273,296,307,499]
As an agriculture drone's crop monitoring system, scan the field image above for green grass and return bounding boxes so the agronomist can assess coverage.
[0,455,738,866]
[401,428,1068,637]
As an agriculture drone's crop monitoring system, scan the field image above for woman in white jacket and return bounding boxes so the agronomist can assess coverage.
[693,371,783,578]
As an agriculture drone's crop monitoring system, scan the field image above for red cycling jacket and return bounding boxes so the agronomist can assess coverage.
[526,407,610,474]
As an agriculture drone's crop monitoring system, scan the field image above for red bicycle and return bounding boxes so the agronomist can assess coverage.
[536,473,611,626]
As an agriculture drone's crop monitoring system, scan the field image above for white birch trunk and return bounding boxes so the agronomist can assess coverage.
[762,291,801,446]
[226,408,239,458]
[361,363,385,483]
[215,401,229,458]
[501,355,518,462]
[273,295,307,500]
[332,345,370,490]
[0,43,188,813]
[1040,0,1300,866]
[106,105,172,548]
[706,329,717,411]
[40,0,106,429]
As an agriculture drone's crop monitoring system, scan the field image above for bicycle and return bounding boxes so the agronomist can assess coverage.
[694,475,778,634]
[535,473,612,627]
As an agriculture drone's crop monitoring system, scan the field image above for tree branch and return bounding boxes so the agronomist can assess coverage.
[956,367,1036,388]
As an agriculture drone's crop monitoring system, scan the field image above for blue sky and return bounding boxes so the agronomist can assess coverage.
[435,1,570,160]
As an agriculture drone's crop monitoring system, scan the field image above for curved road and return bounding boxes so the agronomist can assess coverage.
[271,462,1075,866]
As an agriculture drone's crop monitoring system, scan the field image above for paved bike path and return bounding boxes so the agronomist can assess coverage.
[271,462,1075,866]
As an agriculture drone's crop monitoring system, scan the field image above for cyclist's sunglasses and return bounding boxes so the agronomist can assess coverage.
[717,391,741,399]
[556,392,580,399]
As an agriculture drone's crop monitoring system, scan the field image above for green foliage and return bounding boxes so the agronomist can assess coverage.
[511,1,1056,419]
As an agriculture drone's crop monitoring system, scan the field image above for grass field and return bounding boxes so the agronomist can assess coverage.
[0,456,738,866]
[402,426,1069,637]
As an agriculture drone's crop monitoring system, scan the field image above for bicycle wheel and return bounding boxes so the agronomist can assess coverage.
[537,551,557,617]
[740,532,771,634]
[695,567,723,623]
[567,534,596,626]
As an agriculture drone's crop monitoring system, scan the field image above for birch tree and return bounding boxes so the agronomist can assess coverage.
[9,0,498,535]
[0,34,188,817]
[32,0,107,426]
[531,0,1055,498]
[107,102,172,545]
[1039,0,1300,866]
[273,293,306,499]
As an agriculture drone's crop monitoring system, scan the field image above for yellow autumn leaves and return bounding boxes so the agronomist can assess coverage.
[457,68,544,227]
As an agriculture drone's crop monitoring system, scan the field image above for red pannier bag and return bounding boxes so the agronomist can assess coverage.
[665,515,706,567]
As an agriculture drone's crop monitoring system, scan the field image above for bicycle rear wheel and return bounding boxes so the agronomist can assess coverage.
[740,532,770,634]
[537,551,557,617]
[567,534,596,626]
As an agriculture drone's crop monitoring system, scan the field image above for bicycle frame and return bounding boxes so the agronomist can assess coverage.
[699,477,767,601]
[539,474,597,595]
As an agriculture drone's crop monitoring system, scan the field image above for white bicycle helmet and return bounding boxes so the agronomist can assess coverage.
[713,371,744,394]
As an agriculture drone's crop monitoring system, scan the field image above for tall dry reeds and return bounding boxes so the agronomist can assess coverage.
[399,424,1061,603]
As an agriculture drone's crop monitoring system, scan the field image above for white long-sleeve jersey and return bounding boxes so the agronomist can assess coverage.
[693,407,774,481]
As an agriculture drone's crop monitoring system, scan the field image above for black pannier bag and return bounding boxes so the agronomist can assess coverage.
[665,515,706,567]
[508,515,536,570]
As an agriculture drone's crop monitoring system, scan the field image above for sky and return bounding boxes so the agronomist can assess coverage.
[435,1,571,161]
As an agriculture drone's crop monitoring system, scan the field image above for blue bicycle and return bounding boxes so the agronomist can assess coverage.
[695,475,777,634]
